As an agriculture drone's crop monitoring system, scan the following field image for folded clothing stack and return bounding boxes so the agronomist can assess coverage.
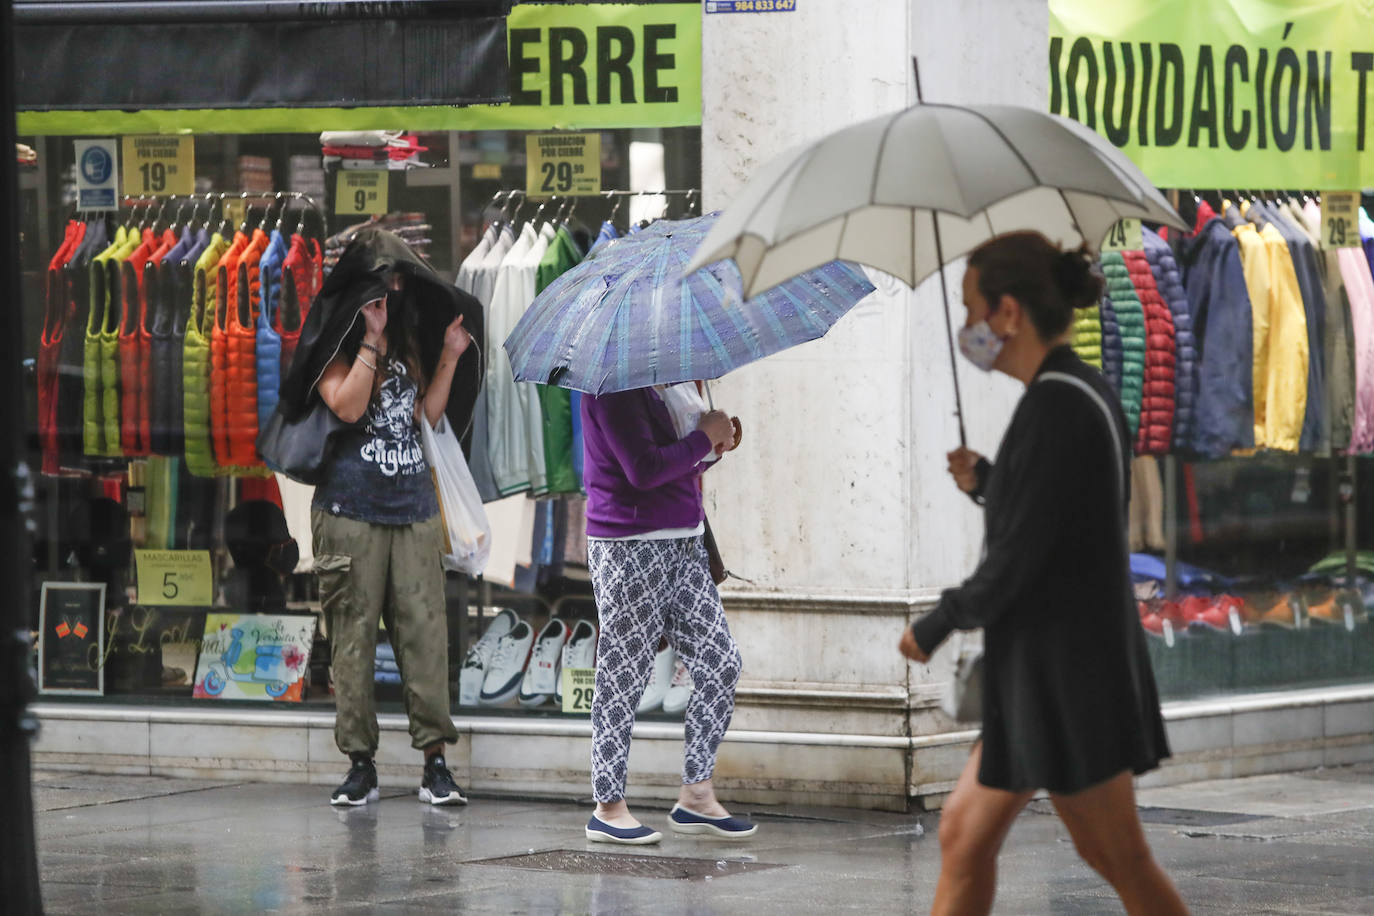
[320,131,428,170]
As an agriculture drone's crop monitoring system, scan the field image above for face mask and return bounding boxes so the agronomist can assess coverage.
[957,320,1005,372]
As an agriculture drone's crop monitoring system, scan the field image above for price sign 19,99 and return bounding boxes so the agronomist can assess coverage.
[121,135,195,197]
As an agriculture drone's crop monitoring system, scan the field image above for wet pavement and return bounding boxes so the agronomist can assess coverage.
[32,763,1374,914]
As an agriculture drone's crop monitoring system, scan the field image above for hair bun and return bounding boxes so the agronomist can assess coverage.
[1052,246,1104,310]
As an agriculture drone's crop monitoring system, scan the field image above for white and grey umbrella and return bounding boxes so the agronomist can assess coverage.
[686,88,1186,444]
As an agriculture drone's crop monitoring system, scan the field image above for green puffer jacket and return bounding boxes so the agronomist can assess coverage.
[1100,252,1146,438]
[84,228,128,457]
[183,235,228,477]
[1071,305,1103,369]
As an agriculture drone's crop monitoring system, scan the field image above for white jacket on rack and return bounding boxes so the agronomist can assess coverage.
[485,223,546,496]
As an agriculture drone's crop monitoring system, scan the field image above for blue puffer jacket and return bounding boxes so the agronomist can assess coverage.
[1175,214,1255,458]
[1100,292,1124,393]
[1143,228,1198,452]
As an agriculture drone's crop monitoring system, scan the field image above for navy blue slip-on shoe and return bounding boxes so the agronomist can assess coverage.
[585,815,663,845]
[668,803,758,839]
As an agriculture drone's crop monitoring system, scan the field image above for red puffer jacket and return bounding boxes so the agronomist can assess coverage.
[211,232,249,468]
[227,248,266,469]
[1123,250,1176,455]
[117,230,160,456]
[39,221,85,475]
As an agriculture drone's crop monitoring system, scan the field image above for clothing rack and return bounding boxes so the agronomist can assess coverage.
[110,191,329,242]
[484,188,702,230]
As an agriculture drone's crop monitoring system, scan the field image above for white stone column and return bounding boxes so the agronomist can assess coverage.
[698,0,1048,801]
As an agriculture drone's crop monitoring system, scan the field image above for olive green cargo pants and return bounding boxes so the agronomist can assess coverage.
[312,510,458,755]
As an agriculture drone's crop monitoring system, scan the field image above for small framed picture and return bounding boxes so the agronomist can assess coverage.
[38,582,106,696]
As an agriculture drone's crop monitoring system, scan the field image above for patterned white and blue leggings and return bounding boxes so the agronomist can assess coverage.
[587,536,743,804]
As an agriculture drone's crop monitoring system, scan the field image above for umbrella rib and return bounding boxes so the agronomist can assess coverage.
[1057,187,1091,250]
[867,112,905,208]
[963,107,1041,184]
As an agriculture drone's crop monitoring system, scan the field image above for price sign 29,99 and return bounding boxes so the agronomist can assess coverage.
[526,133,601,197]
[561,667,596,714]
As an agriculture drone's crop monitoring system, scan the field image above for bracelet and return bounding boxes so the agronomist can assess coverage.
[357,354,377,372]
[359,341,381,355]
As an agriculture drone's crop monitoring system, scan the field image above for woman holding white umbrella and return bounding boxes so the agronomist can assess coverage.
[898,232,1186,916]
[688,92,1195,913]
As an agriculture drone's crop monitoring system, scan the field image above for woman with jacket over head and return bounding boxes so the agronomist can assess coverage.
[579,383,756,844]
[274,228,484,809]
[898,232,1187,916]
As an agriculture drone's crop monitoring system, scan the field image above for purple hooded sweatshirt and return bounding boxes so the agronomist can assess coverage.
[580,388,715,539]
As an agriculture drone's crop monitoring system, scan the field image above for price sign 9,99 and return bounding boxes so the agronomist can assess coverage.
[335,171,389,216]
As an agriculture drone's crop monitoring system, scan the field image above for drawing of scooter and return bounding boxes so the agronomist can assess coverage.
[200,628,301,698]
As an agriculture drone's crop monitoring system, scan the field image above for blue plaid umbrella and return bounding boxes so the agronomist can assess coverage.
[503,213,876,394]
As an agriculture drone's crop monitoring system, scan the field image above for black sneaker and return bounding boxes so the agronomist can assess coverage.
[419,755,468,806]
[330,757,379,807]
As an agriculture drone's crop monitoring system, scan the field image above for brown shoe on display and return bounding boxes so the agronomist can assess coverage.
[1256,595,1298,629]
[1305,594,1342,626]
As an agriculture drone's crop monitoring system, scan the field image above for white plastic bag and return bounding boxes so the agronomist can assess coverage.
[420,414,491,576]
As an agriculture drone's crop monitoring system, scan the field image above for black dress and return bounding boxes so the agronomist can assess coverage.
[912,345,1169,794]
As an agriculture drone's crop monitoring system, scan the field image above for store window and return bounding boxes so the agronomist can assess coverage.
[1072,196,1374,701]
[21,0,703,719]
[17,0,704,716]
[21,122,701,712]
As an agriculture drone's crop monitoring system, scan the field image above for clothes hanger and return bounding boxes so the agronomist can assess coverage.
[152,196,173,235]
[137,195,156,232]
[215,193,234,238]
[238,193,255,235]
[272,192,289,233]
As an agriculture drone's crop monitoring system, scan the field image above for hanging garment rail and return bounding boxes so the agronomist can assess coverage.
[484,188,701,225]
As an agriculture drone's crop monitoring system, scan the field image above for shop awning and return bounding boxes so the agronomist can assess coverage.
[14,0,704,135]
[14,0,511,112]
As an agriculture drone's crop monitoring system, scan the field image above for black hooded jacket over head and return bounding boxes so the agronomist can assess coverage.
[275,228,484,437]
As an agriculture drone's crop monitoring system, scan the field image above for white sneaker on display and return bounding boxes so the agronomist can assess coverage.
[661,657,694,715]
[458,608,519,706]
[556,619,598,706]
[637,643,675,714]
[479,620,535,706]
[519,618,571,707]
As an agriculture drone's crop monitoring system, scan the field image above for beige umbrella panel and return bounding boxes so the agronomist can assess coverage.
[687,103,1186,299]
